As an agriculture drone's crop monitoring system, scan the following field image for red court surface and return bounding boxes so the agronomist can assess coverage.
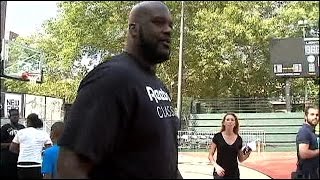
[241,152,297,179]
[180,152,297,179]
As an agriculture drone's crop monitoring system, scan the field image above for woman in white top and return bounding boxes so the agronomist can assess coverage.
[9,113,52,179]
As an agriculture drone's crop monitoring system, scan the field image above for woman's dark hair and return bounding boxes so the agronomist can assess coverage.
[26,113,43,128]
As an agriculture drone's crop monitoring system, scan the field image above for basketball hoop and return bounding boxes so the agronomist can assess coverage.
[21,72,40,84]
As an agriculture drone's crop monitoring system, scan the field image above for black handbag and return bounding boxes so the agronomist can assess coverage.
[291,171,305,179]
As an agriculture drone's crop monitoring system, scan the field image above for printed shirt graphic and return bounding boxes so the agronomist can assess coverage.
[1,123,25,144]
[1,123,25,163]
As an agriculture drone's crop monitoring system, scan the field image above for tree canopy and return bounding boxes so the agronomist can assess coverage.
[2,1,319,105]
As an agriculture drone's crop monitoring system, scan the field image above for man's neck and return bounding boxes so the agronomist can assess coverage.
[124,46,157,73]
[304,122,315,129]
[10,122,19,128]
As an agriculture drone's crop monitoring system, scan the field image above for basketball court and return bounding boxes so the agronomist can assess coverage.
[179,152,296,179]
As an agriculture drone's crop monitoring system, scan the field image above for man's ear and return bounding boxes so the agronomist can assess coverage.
[129,23,138,36]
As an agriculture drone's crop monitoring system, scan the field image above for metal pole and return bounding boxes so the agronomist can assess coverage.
[302,25,306,39]
[302,24,308,106]
[176,1,184,120]
[285,78,292,112]
[1,1,7,92]
[0,1,7,46]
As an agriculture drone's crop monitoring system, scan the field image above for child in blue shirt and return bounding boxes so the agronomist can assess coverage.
[42,122,65,179]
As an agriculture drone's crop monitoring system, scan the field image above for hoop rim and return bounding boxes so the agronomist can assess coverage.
[21,72,41,83]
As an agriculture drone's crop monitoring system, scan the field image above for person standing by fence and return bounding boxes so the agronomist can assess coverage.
[0,109,25,178]
[294,105,319,179]
[208,112,251,179]
[42,121,65,179]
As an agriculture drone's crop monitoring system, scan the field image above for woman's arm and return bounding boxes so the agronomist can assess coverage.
[208,142,217,166]
[208,142,225,176]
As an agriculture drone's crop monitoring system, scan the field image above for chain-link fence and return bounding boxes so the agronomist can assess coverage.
[178,129,266,153]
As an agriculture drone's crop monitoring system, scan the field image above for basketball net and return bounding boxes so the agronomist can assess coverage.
[21,72,38,84]
[28,75,38,84]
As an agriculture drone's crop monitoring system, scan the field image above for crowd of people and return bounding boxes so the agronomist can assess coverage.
[0,106,319,179]
[0,1,319,179]
[1,110,64,179]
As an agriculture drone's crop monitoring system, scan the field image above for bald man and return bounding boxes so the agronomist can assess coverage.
[57,1,182,179]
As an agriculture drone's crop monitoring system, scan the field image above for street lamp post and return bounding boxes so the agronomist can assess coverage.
[298,20,309,106]
[298,20,308,39]
[176,1,184,121]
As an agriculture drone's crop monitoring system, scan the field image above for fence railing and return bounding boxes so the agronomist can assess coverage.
[177,130,266,153]
[190,97,319,114]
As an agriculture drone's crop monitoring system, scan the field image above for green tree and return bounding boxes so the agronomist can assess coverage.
[3,1,319,107]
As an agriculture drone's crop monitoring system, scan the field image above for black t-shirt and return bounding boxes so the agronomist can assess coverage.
[58,52,179,178]
[212,132,243,177]
[1,123,25,163]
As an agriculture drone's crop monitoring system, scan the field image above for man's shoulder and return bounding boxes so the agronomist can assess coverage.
[18,124,25,129]
[297,126,307,135]
[1,123,24,129]
[297,125,312,141]
[91,53,131,73]
[1,123,11,129]
[79,53,136,89]
[298,124,311,133]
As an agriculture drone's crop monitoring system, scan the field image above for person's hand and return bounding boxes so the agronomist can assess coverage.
[246,149,251,157]
[242,146,252,156]
[208,155,212,163]
[215,164,225,177]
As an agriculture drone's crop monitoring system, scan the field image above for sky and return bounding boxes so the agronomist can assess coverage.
[4,1,96,71]
[5,1,59,37]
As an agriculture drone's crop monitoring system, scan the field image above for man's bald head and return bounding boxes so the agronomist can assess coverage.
[128,1,170,26]
[126,1,173,64]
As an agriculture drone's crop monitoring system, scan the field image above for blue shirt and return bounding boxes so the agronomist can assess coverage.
[296,123,319,178]
[41,145,60,178]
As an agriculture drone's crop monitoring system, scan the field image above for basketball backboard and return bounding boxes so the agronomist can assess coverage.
[1,39,44,83]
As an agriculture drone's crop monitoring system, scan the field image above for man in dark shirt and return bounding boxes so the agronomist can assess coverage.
[57,1,182,179]
[0,109,25,178]
[295,105,319,179]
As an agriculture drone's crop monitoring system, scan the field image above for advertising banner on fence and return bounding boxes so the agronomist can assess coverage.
[25,94,46,119]
[4,93,22,118]
[45,97,63,121]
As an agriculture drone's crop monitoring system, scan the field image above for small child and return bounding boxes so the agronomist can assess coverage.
[41,122,65,179]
